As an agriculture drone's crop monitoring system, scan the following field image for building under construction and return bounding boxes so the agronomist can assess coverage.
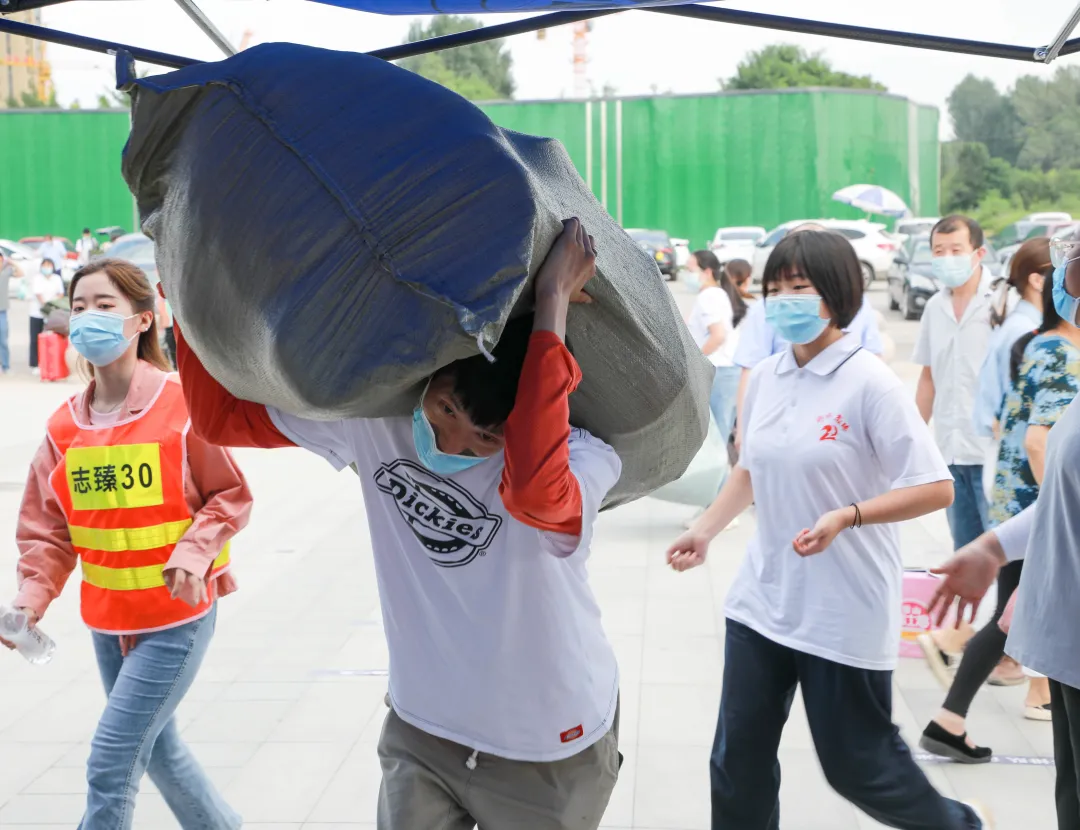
[1,9,51,108]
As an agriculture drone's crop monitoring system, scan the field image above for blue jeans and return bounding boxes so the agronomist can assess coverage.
[711,620,981,829]
[80,605,240,830]
[0,309,9,370]
[709,365,740,444]
[946,464,989,550]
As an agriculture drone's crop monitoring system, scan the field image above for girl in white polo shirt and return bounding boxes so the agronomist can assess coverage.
[667,231,990,830]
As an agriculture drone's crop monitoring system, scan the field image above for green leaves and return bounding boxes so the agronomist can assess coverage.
[722,44,885,92]
[399,15,514,102]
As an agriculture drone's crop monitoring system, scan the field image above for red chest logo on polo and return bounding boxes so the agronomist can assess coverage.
[816,412,850,442]
[560,724,584,743]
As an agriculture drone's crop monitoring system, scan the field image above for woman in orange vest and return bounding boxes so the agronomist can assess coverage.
[2,259,252,830]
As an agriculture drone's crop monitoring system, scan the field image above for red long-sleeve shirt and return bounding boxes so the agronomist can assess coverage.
[174,325,583,535]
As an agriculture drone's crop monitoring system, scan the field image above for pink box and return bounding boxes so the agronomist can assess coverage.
[900,568,954,658]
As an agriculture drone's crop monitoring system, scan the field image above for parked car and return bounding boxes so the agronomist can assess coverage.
[709,226,766,264]
[626,228,676,280]
[107,233,158,282]
[892,216,940,242]
[18,235,78,282]
[670,238,692,270]
[996,220,1077,276]
[1026,211,1072,224]
[94,226,128,253]
[887,234,938,320]
[751,219,897,287]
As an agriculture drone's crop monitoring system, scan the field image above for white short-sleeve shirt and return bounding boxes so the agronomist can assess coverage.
[726,334,951,670]
[912,268,995,465]
[687,286,737,367]
[267,409,622,762]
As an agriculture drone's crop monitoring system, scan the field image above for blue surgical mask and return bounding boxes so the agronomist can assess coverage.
[41,265,54,276]
[931,254,975,288]
[1053,262,1080,328]
[411,405,486,476]
[765,294,829,345]
[681,270,701,292]
[69,310,138,367]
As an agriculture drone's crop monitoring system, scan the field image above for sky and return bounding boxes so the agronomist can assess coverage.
[36,0,1080,138]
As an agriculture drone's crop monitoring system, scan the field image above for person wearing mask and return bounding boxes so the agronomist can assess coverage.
[684,249,748,447]
[963,237,1049,688]
[0,251,12,375]
[912,215,996,682]
[2,259,251,829]
[733,224,884,450]
[920,249,1077,763]
[170,219,624,830]
[28,258,65,374]
[725,258,755,302]
[666,231,989,830]
[928,239,1080,828]
[38,234,68,268]
[76,227,97,266]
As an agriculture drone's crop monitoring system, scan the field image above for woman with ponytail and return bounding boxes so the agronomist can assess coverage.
[920,243,1080,762]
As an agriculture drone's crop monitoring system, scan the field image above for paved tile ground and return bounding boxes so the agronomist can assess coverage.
[0,291,1055,828]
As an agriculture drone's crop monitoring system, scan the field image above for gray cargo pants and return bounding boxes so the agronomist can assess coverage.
[377,702,621,830]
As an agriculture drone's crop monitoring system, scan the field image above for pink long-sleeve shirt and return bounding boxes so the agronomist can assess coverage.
[14,361,253,621]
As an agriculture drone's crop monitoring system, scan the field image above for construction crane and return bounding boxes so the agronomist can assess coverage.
[536,20,592,98]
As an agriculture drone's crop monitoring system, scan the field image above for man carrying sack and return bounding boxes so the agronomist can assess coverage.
[171,219,623,830]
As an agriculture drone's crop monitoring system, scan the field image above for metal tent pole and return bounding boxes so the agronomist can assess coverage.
[1035,1,1080,63]
[0,16,198,68]
[171,0,236,58]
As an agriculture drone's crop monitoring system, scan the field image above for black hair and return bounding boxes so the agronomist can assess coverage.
[41,258,56,269]
[1010,266,1063,384]
[724,258,752,285]
[693,249,748,327]
[762,230,863,329]
[83,227,91,234]
[931,214,984,249]
[436,315,535,429]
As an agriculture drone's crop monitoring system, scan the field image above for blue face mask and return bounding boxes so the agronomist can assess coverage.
[764,294,829,345]
[1053,262,1080,328]
[69,310,139,367]
[411,405,487,476]
[931,254,975,288]
[681,270,701,292]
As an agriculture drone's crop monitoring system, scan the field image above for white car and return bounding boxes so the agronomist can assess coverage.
[0,239,43,299]
[750,219,898,287]
[670,238,692,270]
[1026,211,1072,224]
[893,216,940,242]
[710,226,766,265]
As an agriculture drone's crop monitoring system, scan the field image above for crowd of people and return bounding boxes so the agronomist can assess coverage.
[3,213,1078,830]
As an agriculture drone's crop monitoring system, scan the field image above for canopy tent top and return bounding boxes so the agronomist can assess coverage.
[0,1,1079,88]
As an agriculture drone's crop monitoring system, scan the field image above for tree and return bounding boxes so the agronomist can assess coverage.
[947,75,1024,166]
[941,142,1007,212]
[97,87,131,109]
[6,88,58,108]
[723,44,886,92]
[1011,67,1080,171]
[399,16,514,101]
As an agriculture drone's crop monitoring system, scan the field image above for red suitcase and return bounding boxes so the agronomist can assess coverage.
[38,332,70,382]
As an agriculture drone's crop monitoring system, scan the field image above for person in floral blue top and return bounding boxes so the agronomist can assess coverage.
[922,238,1080,763]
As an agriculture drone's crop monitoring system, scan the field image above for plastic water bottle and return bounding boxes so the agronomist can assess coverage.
[0,606,55,665]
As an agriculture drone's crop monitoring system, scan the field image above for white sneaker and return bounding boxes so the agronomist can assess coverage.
[966,800,995,829]
[31,367,40,376]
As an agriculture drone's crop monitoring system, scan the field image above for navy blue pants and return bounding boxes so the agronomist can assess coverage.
[711,620,981,829]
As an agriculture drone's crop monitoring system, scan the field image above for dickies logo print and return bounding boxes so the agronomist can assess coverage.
[816,412,850,442]
[374,460,502,568]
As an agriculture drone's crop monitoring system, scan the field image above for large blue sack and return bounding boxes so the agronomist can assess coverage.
[122,43,711,507]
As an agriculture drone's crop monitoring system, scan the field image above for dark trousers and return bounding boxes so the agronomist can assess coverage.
[28,315,44,368]
[164,326,177,369]
[1052,680,1080,830]
[712,620,980,830]
[943,560,1024,717]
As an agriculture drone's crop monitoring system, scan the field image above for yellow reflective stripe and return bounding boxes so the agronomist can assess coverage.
[80,545,232,592]
[69,520,193,553]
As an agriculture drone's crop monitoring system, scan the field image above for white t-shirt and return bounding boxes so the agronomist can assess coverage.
[726,335,951,670]
[687,286,737,367]
[28,272,65,320]
[268,410,622,762]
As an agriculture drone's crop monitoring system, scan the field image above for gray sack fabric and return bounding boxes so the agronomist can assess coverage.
[122,43,711,507]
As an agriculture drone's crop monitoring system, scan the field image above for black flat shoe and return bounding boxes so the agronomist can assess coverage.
[919,721,992,764]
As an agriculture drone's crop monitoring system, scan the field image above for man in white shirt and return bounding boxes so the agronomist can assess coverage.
[913,215,994,551]
[75,228,96,266]
[37,234,67,268]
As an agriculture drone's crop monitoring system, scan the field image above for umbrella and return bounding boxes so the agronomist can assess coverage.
[833,184,909,218]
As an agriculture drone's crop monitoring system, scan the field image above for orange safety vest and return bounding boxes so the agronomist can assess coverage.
[47,374,230,635]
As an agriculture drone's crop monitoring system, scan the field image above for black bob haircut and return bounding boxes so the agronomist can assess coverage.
[931,214,984,249]
[433,314,535,429]
[762,230,863,330]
